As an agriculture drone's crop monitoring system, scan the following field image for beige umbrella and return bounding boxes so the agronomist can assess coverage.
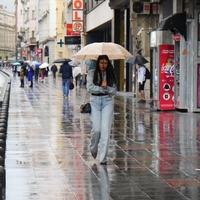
[72,42,133,60]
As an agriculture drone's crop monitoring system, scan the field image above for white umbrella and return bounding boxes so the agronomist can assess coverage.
[69,59,80,67]
[72,42,133,61]
[39,62,49,69]
[73,66,82,77]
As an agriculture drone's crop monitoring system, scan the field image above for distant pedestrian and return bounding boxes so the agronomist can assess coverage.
[19,65,26,88]
[51,64,58,79]
[27,65,34,88]
[59,60,73,98]
[73,65,82,87]
[34,65,40,82]
[39,68,46,82]
[87,55,117,165]
[137,64,146,103]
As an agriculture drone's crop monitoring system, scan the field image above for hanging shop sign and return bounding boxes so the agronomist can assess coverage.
[66,24,80,36]
[72,0,84,32]
[64,36,81,45]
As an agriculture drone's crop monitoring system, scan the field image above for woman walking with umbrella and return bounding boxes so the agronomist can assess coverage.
[87,55,117,164]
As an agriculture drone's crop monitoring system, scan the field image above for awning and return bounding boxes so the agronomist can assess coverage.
[158,12,187,40]
[109,0,129,9]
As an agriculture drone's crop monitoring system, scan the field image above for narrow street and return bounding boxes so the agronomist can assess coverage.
[5,71,200,200]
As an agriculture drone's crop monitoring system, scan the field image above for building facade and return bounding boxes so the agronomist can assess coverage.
[0,6,16,61]
[16,0,69,64]
[16,0,37,61]
[151,0,200,112]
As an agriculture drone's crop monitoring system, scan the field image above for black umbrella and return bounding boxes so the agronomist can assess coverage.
[158,12,187,40]
[53,58,71,63]
[127,55,149,65]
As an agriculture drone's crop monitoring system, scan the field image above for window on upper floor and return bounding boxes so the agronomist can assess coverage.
[85,0,105,13]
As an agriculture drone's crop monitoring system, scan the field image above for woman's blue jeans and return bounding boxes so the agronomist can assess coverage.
[90,95,114,163]
[62,79,71,96]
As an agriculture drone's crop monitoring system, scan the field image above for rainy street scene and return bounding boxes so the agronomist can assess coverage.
[1,0,200,200]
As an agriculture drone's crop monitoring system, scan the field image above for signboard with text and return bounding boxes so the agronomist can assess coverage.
[72,0,84,32]
[66,24,80,36]
[64,36,81,45]
[159,44,175,110]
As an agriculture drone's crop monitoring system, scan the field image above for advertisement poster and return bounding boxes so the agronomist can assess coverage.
[159,44,175,110]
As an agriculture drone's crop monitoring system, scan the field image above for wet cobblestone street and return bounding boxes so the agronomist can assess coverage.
[5,72,200,200]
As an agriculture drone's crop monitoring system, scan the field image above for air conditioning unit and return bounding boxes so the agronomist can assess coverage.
[132,2,150,14]
[133,2,159,15]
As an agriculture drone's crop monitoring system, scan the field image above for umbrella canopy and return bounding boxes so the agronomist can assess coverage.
[12,62,21,66]
[53,58,71,63]
[73,66,82,77]
[39,62,49,69]
[31,61,41,69]
[68,59,80,67]
[72,42,133,60]
[127,55,149,65]
[31,61,41,66]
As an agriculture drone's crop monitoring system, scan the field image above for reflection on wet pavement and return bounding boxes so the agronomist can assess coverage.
[5,73,200,199]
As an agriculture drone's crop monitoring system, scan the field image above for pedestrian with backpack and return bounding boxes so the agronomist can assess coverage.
[137,64,147,103]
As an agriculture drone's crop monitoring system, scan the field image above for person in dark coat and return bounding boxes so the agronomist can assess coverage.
[59,61,73,98]
[34,65,40,82]
[51,64,58,79]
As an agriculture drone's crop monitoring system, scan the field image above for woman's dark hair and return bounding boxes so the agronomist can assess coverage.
[93,55,116,86]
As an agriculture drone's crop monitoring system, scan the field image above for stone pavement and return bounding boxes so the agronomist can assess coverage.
[5,72,200,200]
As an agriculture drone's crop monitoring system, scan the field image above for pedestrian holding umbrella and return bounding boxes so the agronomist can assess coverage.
[73,43,133,164]
[39,63,49,82]
[86,55,117,165]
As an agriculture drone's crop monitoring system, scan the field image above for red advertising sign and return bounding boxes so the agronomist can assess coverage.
[66,24,80,36]
[159,44,175,110]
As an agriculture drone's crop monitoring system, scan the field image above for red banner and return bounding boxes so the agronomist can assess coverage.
[159,44,175,110]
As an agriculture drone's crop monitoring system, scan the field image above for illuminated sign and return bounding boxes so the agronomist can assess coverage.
[72,0,84,32]
[64,36,81,45]
[66,24,80,36]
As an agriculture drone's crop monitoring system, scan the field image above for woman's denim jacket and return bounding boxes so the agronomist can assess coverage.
[87,69,117,96]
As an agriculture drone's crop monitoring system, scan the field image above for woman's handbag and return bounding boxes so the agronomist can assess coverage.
[80,92,91,113]
[80,102,91,113]
[69,81,74,90]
